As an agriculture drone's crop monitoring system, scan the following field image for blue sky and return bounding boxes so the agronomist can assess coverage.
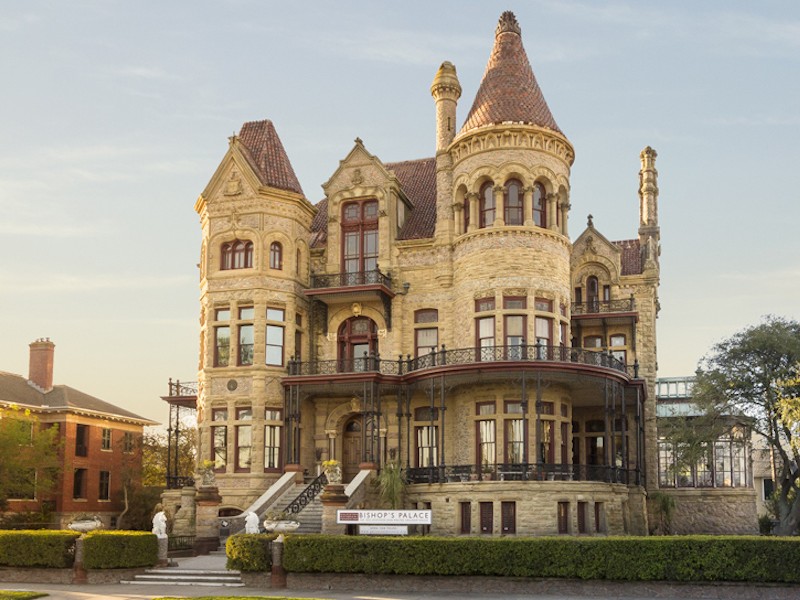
[1,1,798,423]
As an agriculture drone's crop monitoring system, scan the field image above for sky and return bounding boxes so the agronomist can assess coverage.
[0,1,798,424]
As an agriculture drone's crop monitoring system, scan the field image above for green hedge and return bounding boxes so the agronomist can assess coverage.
[226,533,277,572]
[283,535,800,583]
[0,530,79,568]
[82,531,158,569]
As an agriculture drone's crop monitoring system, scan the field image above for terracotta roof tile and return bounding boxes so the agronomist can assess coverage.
[310,157,437,246]
[460,11,562,136]
[238,120,304,196]
[613,239,642,275]
[388,157,437,240]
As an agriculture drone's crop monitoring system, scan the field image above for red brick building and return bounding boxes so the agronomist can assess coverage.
[0,339,156,528]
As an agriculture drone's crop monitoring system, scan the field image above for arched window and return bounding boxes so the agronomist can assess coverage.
[479,182,495,228]
[464,195,471,231]
[296,248,301,275]
[533,182,547,228]
[221,240,253,270]
[504,179,523,225]
[338,317,378,372]
[587,276,599,312]
[270,242,283,270]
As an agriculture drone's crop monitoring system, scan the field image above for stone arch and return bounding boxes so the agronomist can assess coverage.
[209,229,259,273]
[328,305,387,338]
[573,259,618,288]
[265,230,292,271]
[294,237,310,280]
[529,166,558,194]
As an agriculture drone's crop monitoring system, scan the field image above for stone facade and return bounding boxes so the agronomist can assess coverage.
[191,11,664,537]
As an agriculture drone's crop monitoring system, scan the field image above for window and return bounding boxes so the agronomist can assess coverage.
[215,326,231,367]
[503,296,526,310]
[587,276,599,311]
[415,328,438,358]
[480,502,493,534]
[577,501,587,533]
[235,408,252,472]
[561,422,570,465]
[583,335,603,348]
[342,200,378,276]
[540,420,555,463]
[533,182,546,227]
[557,501,570,534]
[414,407,439,467]
[479,182,495,228]
[504,315,525,359]
[101,428,112,451]
[221,240,253,270]
[504,179,523,225]
[296,248,301,275]
[505,406,524,464]
[535,317,552,357]
[763,478,775,501]
[477,317,495,360]
[501,501,516,534]
[610,334,626,365]
[595,502,605,533]
[269,242,283,270]
[212,409,228,470]
[238,306,254,366]
[463,195,471,231]
[123,432,135,453]
[460,502,472,534]
[99,471,111,501]
[294,313,303,361]
[475,297,495,312]
[73,468,87,500]
[266,308,286,366]
[477,403,496,467]
[560,322,568,348]
[264,409,282,470]
[75,424,89,457]
[415,309,438,323]
[338,317,378,371]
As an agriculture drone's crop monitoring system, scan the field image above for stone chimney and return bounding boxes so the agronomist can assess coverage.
[28,338,55,392]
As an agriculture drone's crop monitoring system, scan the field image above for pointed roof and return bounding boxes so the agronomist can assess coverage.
[237,120,304,196]
[460,11,562,136]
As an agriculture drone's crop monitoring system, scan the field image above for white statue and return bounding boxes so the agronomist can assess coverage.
[152,510,168,539]
[245,511,260,534]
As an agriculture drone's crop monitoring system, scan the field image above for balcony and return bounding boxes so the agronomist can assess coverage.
[571,297,635,316]
[285,343,628,379]
[406,463,639,486]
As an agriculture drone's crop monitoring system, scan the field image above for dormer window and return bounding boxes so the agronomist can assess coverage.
[221,240,253,270]
[342,200,378,276]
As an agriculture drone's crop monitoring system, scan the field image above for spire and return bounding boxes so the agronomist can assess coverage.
[237,120,304,196]
[459,11,562,136]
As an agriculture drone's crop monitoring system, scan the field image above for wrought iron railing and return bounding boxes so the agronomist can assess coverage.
[406,463,639,486]
[310,268,392,290]
[571,298,635,315]
[168,535,195,551]
[166,475,195,489]
[284,471,328,517]
[168,379,198,397]
[287,344,627,376]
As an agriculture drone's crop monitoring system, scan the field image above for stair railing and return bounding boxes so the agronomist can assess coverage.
[284,471,328,517]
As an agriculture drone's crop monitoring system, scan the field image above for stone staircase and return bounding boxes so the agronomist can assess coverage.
[121,549,245,587]
[293,491,323,534]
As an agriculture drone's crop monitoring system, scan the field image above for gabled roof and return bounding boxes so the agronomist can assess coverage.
[613,239,642,275]
[237,120,304,196]
[309,157,437,246]
[0,371,156,425]
[460,11,562,136]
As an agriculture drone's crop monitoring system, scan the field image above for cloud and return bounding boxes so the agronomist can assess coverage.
[0,12,39,32]
[107,65,175,80]
[0,219,100,238]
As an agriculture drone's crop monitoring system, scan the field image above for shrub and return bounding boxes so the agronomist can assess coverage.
[283,535,800,583]
[0,530,79,568]
[82,531,158,569]
[226,533,277,572]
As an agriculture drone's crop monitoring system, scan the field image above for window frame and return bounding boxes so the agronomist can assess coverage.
[479,182,495,228]
[269,241,283,270]
[504,179,523,225]
[341,199,379,275]
[533,182,547,228]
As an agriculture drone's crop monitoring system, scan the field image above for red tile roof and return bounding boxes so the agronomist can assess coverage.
[613,239,642,275]
[310,157,438,246]
[460,11,562,136]
[238,120,304,196]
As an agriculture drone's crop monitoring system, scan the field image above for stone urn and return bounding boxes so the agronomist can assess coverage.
[322,459,342,484]
[68,516,103,533]
[263,520,300,534]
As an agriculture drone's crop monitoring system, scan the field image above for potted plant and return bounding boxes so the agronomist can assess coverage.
[322,459,342,484]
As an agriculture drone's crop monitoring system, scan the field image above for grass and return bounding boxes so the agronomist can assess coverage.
[0,593,48,600]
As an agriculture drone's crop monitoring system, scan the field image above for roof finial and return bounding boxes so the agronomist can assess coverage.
[587,214,594,227]
[496,11,521,36]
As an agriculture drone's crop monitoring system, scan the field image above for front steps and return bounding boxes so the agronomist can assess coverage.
[121,567,244,587]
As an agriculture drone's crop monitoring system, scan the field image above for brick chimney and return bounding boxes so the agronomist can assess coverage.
[29,338,55,392]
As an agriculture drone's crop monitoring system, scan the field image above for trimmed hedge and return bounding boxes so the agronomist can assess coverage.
[0,530,79,568]
[283,535,800,583]
[226,533,277,572]
[82,531,158,569]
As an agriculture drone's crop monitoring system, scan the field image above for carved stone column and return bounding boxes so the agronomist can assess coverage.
[547,193,558,230]
[523,186,534,226]
[453,201,463,235]
[467,192,478,232]
[493,185,505,227]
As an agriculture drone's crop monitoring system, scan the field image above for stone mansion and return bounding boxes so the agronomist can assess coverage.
[171,11,755,538]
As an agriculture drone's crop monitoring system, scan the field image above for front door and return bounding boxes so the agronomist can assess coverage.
[342,416,362,482]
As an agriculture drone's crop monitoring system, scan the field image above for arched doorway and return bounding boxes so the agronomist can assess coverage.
[338,317,378,372]
[342,415,362,482]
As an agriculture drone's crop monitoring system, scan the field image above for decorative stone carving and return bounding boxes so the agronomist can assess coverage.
[224,171,243,196]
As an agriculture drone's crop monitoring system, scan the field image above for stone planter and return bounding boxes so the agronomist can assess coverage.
[263,520,300,534]
[68,519,103,533]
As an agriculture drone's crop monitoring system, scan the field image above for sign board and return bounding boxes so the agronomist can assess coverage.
[336,509,432,525]
[359,525,409,536]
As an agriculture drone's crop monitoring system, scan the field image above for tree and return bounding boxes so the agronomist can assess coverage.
[690,316,800,535]
[141,426,196,487]
[0,405,61,510]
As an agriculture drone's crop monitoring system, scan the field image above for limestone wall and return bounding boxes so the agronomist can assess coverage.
[655,488,758,535]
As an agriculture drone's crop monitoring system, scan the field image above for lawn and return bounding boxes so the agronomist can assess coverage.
[0,593,48,600]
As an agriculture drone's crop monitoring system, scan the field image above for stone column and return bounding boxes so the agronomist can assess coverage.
[493,185,504,227]
[523,186,533,226]
[547,193,558,231]
[194,485,222,555]
[561,199,570,237]
[453,202,463,235]
[467,192,478,232]
[271,538,287,588]
[171,485,197,537]
[72,536,87,584]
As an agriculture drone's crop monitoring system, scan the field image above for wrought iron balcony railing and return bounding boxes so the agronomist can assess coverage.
[167,379,198,397]
[571,297,635,316]
[309,268,392,290]
[406,463,639,486]
[286,343,628,377]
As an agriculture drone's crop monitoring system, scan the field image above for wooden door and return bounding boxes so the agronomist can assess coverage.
[342,417,362,482]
